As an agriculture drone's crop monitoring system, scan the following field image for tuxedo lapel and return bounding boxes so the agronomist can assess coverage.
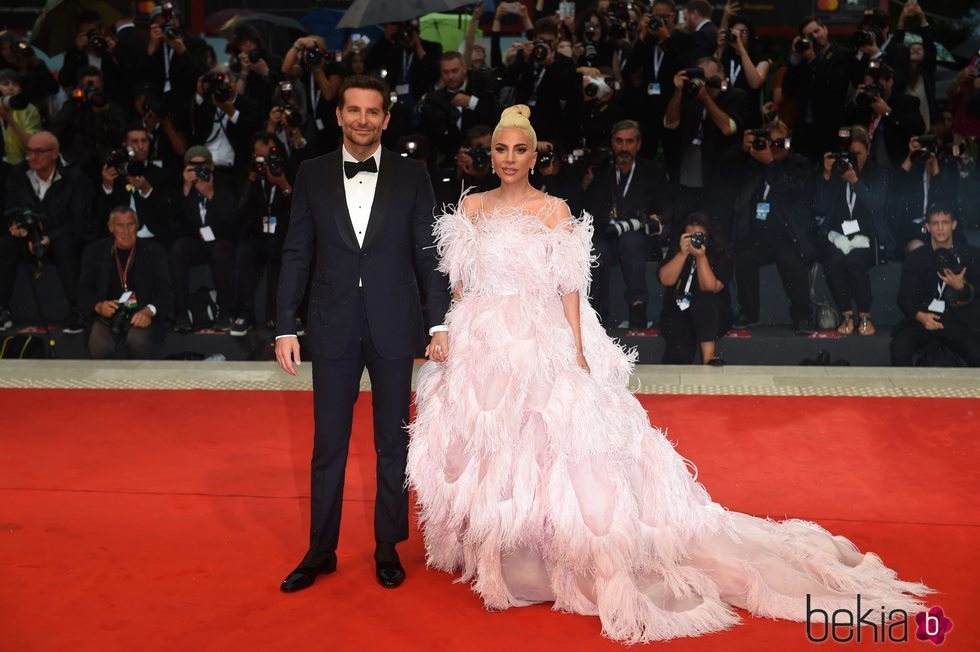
[325,149,360,252]
[362,148,394,251]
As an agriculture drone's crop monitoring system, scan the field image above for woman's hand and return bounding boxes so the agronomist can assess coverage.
[576,351,591,374]
[679,233,693,256]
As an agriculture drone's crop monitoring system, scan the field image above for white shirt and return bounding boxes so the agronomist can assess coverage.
[196,94,239,167]
[27,168,59,200]
[342,143,382,252]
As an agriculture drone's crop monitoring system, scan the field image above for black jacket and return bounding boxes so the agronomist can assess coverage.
[815,160,890,262]
[78,237,173,324]
[418,73,501,160]
[733,153,819,263]
[96,161,175,246]
[365,38,442,98]
[178,176,239,242]
[586,156,671,235]
[842,92,925,169]
[190,94,263,169]
[897,243,979,325]
[147,37,208,104]
[238,178,292,246]
[51,101,128,184]
[4,162,95,242]
[782,42,853,139]
[276,147,451,359]
[510,53,583,150]
[671,87,748,188]
[625,29,698,118]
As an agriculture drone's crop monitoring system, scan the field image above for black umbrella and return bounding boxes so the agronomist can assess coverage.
[29,0,132,56]
[337,0,475,29]
[218,13,310,56]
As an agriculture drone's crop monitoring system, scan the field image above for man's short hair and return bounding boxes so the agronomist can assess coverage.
[108,205,139,227]
[0,68,20,84]
[251,131,286,153]
[765,118,791,136]
[685,1,712,18]
[337,74,390,114]
[652,0,677,10]
[696,56,722,70]
[76,65,102,86]
[611,120,641,138]
[440,51,464,65]
[926,203,957,222]
[123,124,148,140]
[465,124,492,143]
[798,15,824,35]
[533,18,559,38]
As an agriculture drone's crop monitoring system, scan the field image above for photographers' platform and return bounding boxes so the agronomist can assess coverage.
[1,361,977,651]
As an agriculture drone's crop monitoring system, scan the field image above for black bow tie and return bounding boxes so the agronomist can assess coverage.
[344,158,377,179]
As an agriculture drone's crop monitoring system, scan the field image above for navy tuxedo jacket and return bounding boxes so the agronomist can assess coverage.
[276,146,451,359]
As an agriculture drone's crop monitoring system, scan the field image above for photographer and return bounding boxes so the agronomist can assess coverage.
[0,132,95,334]
[266,82,311,171]
[365,20,441,108]
[190,70,262,179]
[896,130,963,253]
[714,10,770,128]
[684,0,719,60]
[282,35,344,156]
[228,26,282,120]
[0,69,41,166]
[146,3,208,110]
[658,213,733,364]
[894,1,937,128]
[586,120,671,329]
[453,125,500,194]
[664,57,747,221]
[98,125,174,247]
[531,140,585,214]
[890,205,980,366]
[842,61,924,171]
[579,71,625,150]
[851,8,910,95]
[51,67,126,184]
[508,18,583,150]
[0,34,60,112]
[59,11,126,105]
[731,121,818,333]
[781,16,853,162]
[418,52,500,162]
[229,134,293,336]
[170,147,238,333]
[133,83,187,174]
[575,9,617,70]
[815,126,887,336]
[78,207,172,359]
[625,1,697,164]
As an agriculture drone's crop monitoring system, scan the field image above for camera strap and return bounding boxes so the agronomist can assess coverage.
[114,246,136,292]
[615,163,636,198]
[676,257,696,309]
[729,60,742,85]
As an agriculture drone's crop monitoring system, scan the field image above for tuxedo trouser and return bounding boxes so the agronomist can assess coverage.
[304,291,414,565]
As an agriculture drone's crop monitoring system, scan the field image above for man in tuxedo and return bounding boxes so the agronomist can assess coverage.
[684,0,719,60]
[275,75,451,592]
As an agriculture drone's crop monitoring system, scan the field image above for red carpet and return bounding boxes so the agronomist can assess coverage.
[1,389,977,651]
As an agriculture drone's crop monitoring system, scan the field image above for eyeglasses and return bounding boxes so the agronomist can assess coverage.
[26,147,55,156]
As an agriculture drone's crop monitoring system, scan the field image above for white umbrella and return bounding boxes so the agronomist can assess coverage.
[337,0,474,29]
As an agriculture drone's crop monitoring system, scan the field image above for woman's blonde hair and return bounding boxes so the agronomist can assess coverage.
[492,104,537,149]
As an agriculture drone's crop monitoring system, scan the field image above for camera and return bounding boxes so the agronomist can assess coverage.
[583,42,598,65]
[8,209,46,258]
[583,21,599,38]
[105,146,138,176]
[395,22,418,48]
[194,166,212,182]
[109,302,136,336]
[724,29,738,44]
[0,94,29,111]
[606,214,659,239]
[647,14,665,32]
[828,151,854,173]
[13,40,34,60]
[469,146,491,172]
[281,105,303,128]
[794,37,811,54]
[531,40,550,62]
[252,150,284,178]
[935,248,963,275]
[689,231,707,249]
[246,49,263,64]
[71,81,107,110]
[536,150,556,169]
[856,82,883,109]
[304,46,323,66]
[160,2,179,40]
[750,128,771,150]
[910,134,937,163]
[86,29,109,55]
[852,29,877,48]
[201,71,232,103]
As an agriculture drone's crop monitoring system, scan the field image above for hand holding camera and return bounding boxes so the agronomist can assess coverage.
[791,36,814,60]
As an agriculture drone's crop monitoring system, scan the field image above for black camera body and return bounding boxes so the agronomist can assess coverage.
[648,14,665,33]
[72,81,107,110]
[304,46,323,67]
[246,49,263,63]
[536,150,556,169]
[9,209,46,258]
[852,29,877,48]
[281,105,303,128]
[794,37,811,54]
[13,40,34,60]
[86,30,109,56]
[828,151,855,173]
[106,146,137,176]
[252,150,285,178]
[750,128,771,151]
[856,82,883,109]
[724,29,738,45]
[469,147,491,172]
[935,248,963,275]
[0,94,29,111]
[202,71,232,103]
[689,231,707,249]
[910,134,937,163]
[194,166,212,182]
[109,302,136,336]
[532,40,550,62]
[396,23,417,48]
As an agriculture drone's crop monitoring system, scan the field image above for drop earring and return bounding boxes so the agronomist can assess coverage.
[491,166,496,174]
[531,168,535,175]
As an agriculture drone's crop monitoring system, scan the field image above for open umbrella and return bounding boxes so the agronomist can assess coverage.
[337,0,475,29]
[29,0,132,56]
[419,13,475,53]
[218,13,310,56]
[301,8,384,51]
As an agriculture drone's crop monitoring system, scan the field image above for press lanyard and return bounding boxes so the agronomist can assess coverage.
[616,163,636,197]
[682,257,696,295]
[114,246,136,291]
[198,198,207,224]
[936,281,946,300]
[845,183,857,218]
[922,168,930,216]
[762,182,770,201]
[309,72,321,114]
[652,48,665,79]
[730,60,742,85]
[163,44,174,92]
[402,51,414,80]
[532,66,546,94]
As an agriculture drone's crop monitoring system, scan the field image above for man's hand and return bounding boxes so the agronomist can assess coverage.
[841,163,858,185]
[456,147,474,176]
[9,224,28,238]
[96,300,119,318]
[425,331,449,362]
[870,94,891,117]
[130,307,153,328]
[27,236,50,256]
[680,233,694,256]
[128,175,152,196]
[939,266,968,292]
[182,164,197,195]
[276,335,302,375]
[102,164,119,190]
[450,93,472,108]
[916,311,943,330]
[672,69,689,91]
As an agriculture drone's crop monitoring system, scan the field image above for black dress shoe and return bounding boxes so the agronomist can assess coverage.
[628,302,647,330]
[375,542,405,589]
[280,553,337,593]
[732,312,759,329]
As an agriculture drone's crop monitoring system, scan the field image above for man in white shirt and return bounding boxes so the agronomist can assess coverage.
[275,75,451,594]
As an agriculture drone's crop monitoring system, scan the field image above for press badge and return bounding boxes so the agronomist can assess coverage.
[263,216,278,235]
[928,299,946,313]
[199,225,216,242]
[841,219,860,236]
[647,82,661,96]
[395,83,410,96]
[676,296,691,311]
[755,202,770,221]
[315,118,324,131]
[118,291,134,304]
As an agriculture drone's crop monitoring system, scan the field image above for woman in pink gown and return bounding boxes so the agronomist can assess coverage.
[406,105,931,643]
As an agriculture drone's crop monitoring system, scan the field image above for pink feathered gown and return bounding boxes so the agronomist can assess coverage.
[406,197,931,643]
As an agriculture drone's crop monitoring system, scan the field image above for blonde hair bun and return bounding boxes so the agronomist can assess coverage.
[493,104,537,148]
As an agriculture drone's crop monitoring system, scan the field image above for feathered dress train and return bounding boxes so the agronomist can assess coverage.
[406,197,931,643]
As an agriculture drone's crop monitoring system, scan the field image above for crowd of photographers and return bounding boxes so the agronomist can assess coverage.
[0,0,978,365]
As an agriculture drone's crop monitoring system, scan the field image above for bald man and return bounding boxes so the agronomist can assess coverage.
[0,131,95,333]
